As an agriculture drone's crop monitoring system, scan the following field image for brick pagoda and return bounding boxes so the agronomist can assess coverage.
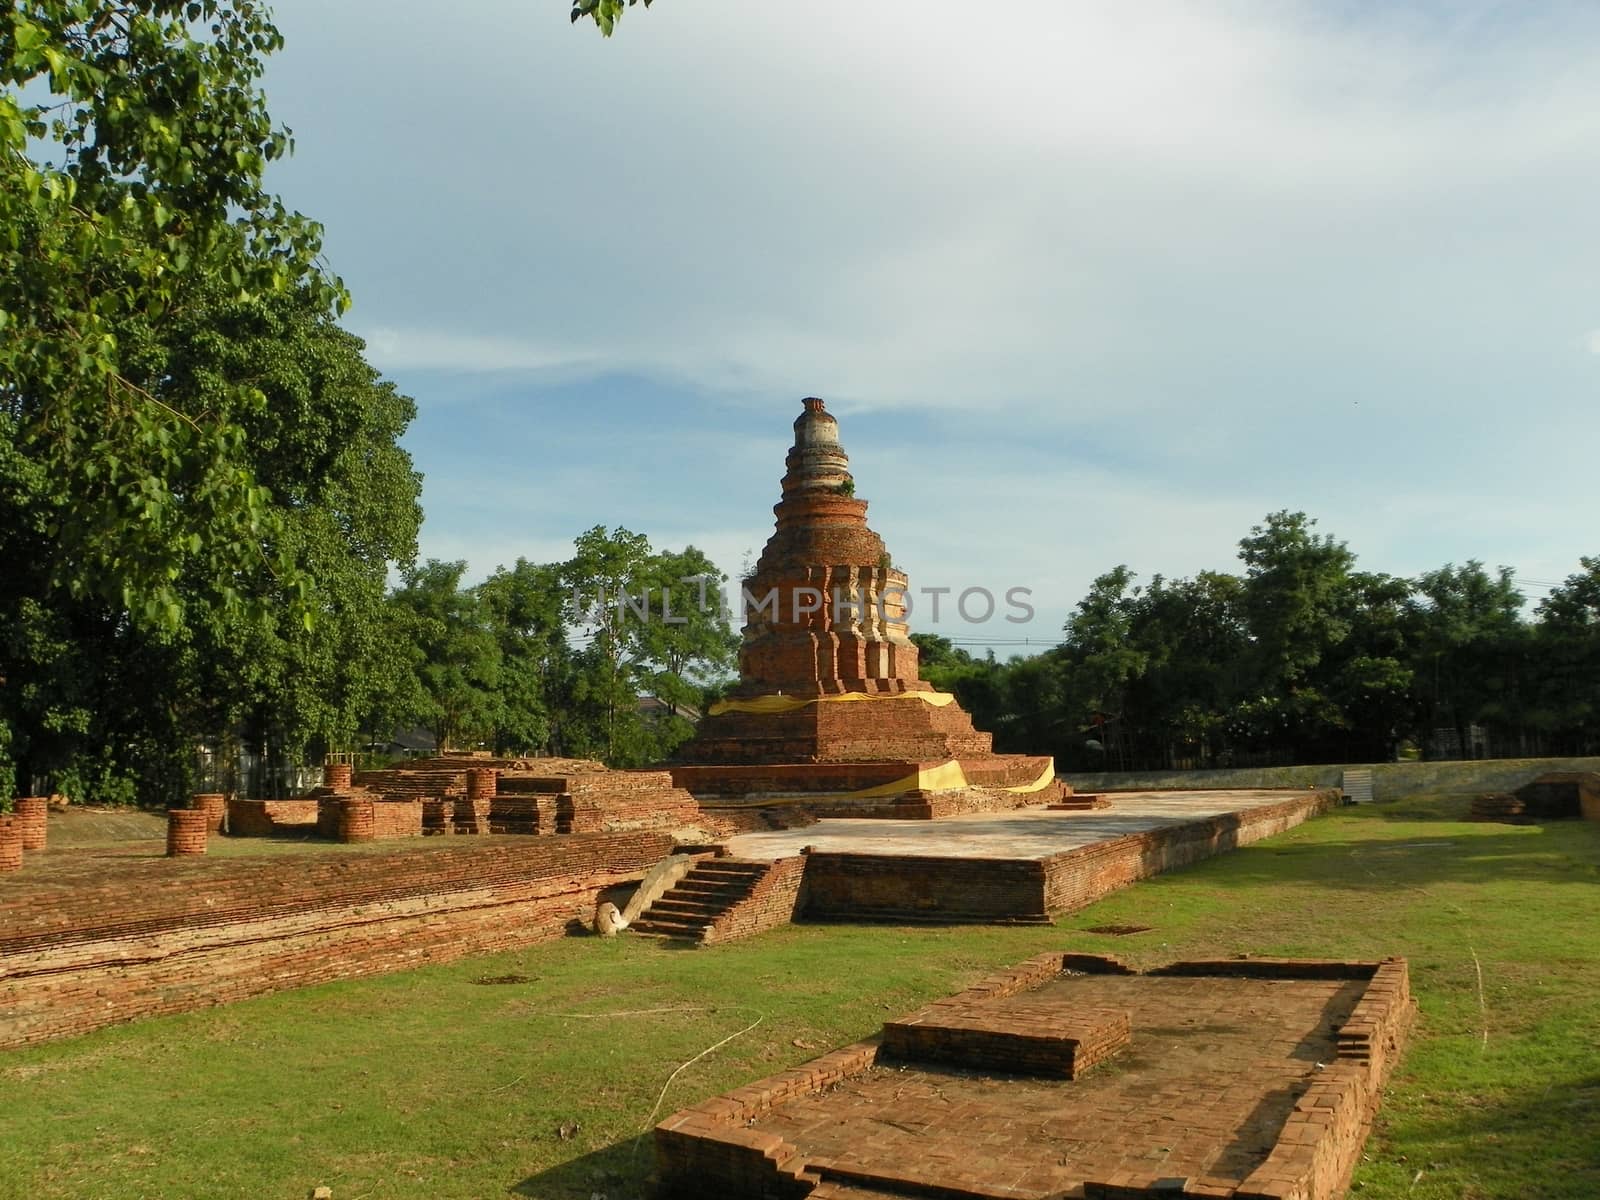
[671,397,1066,811]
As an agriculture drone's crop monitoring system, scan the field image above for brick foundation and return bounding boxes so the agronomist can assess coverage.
[655,952,1413,1200]
[14,796,47,851]
[883,1000,1130,1079]
[371,800,424,839]
[804,852,1052,923]
[1041,792,1336,915]
[0,833,673,1049]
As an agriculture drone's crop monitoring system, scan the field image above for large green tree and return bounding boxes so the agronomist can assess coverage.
[476,559,571,756]
[1527,558,1600,754]
[1,283,422,802]
[0,4,418,802]
[1407,562,1525,756]
[389,561,501,755]
[560,527,736,765]
[2,1,339,632]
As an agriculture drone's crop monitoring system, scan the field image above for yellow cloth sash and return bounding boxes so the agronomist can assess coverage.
[844,759,971,798]
[702,757,1055,803]
[850,757,1054,797]
[708,690,958,717]
[1003,759,1057,793]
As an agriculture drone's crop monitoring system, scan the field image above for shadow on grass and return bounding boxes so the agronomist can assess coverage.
[511,1138,652,1199]
[1364,1074,1600,1199]
[1197,810,1600,894]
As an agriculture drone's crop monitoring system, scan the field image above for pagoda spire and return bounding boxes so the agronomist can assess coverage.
[736,398,923,698]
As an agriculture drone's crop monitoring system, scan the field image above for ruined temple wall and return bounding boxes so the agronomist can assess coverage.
[226,798,318,837]
[0,834,672,1049]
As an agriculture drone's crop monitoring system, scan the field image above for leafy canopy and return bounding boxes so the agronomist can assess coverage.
[1,1,343,634]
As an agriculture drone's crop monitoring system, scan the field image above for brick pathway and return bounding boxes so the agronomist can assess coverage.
[750,973,1365,1197]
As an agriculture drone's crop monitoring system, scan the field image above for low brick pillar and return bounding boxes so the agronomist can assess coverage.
[14,796,48,851]
[166,809,209,857]
[192,792,227,834]
[336,797,375,843]
[324,762,353,791]
[0,816,22,872]
[466,768,498,802]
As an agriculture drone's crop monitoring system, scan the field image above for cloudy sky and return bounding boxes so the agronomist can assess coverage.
[262,0,1600,653]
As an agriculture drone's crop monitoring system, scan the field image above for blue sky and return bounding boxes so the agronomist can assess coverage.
[260,0,1600,653]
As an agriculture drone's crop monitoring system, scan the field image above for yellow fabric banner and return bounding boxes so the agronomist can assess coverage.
[697,757,1054,805]
[708,690,958,717]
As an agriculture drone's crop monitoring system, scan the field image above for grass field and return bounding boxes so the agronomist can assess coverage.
[3,797,1597,1200]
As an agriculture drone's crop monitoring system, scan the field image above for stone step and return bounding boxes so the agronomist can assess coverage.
[689,863,767,881]
[624,915,707,934]
[645,902,725,922]
[672,878,755,898]
[630,915,713,936]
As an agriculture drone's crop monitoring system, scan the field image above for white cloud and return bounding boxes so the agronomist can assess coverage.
[257,0,1600,636]
[356,327,596,375]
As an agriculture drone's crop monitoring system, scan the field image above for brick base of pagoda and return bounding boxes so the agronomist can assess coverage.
[675,694,997,766]
[669,693,1068,812]
[671,754,1059,795]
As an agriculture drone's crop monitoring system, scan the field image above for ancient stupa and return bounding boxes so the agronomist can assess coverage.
[671,397,1066,812]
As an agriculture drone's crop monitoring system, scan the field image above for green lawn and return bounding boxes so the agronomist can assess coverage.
[3,798,1597,1200]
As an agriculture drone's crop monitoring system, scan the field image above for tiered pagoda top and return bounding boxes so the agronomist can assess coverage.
[736,398,925,698]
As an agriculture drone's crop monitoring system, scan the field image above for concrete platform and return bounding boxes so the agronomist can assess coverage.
[728,788,1326,861]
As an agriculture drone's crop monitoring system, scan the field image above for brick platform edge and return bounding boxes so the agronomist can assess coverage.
[0,833,671,1050]
[802,790,1338,925]
[654,952,1414,1200]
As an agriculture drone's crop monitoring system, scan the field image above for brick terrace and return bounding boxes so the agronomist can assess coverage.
[656,953,1413,1200]
[774,790,1333,926]
[727,790,1325,860]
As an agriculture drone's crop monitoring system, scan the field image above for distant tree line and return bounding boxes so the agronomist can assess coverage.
[916,511,1600,772]
[379,530,736,769]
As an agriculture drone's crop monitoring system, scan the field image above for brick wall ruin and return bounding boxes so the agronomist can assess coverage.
[0,833,672,1049]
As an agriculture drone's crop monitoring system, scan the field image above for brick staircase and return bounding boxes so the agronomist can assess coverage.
[628,858,775,942]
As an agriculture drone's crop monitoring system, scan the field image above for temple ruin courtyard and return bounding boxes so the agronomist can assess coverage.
[2,400,1598,1199]
[2,797,1597,1199]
